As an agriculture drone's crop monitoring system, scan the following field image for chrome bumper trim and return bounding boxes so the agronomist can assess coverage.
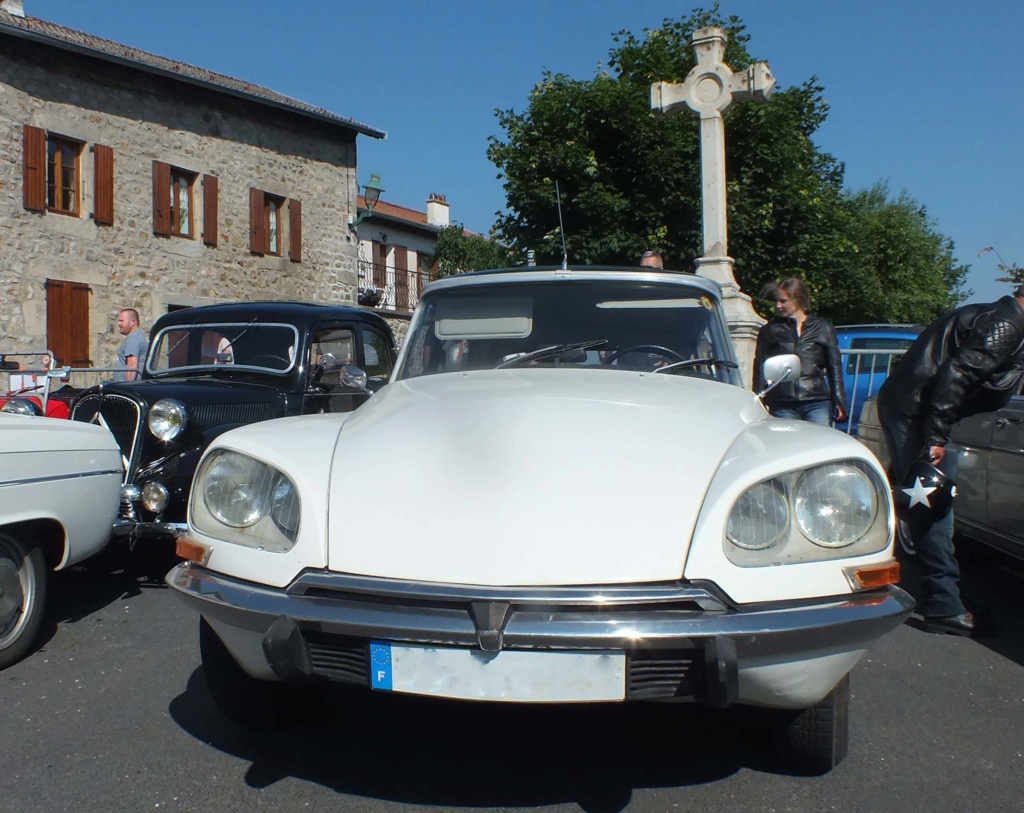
[167,564,914,657]
[113,519,187,538]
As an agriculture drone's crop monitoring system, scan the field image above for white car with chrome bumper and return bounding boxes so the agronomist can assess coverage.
[167,267,912,773]
[1,413,121,668]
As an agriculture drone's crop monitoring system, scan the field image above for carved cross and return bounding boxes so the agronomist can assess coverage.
[650,26,776,382]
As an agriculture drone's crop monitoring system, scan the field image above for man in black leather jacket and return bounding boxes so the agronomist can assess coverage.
[878,285,1024,636]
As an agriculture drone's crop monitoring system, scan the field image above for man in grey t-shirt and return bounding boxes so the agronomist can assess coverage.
[114,308,148,382]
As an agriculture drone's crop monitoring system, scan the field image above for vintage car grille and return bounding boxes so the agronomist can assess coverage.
[190,402,282,427]
[72,393,141,479]
[302,632,706,701]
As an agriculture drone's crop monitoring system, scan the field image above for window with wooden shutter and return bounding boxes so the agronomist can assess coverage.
[93,144,114,225]
[153,160,171,236]
[202,174,218,246]
[289,199,302,262]
[47,135,83,216]
[23,124,46,212]
[373,241,388,288]
[45,279,91,367]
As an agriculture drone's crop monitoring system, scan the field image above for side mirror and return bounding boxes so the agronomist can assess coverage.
[317,352,338,373]
[757,353,801,399]
[340,365,371,395]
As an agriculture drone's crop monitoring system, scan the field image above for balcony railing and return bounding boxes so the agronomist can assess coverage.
[358,260,432,314]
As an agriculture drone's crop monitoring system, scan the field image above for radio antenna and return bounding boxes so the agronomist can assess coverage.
[555,181,568,270]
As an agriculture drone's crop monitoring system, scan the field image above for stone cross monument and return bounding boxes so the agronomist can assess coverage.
[650,27,776,385]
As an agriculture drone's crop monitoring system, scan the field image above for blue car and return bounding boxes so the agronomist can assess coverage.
[834,324,924,435]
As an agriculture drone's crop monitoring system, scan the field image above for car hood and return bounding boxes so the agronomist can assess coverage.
[327,369,766,586]
[99,376,288,406]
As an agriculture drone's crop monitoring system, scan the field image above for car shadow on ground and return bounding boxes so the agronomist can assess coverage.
[900,541,1024,666]
[33,541,180,652]
[169,669,810,812]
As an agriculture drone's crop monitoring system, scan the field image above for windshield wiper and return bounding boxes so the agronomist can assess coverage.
[494,339,608,369]
[653,357,740,374]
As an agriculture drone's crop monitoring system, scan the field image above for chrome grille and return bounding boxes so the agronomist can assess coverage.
[72,393,141,480]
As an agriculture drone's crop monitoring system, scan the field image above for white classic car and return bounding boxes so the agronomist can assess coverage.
[0,413,122,668]
[168,266,913,773]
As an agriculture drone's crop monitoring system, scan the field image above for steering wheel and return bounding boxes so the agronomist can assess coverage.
[605,345,685,365]
[248,354,290,369]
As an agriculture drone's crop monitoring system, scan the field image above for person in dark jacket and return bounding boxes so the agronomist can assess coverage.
[877,285,1024,637]
[753,277,848,426]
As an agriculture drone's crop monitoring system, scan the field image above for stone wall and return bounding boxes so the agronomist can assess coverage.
[0,37,365,368]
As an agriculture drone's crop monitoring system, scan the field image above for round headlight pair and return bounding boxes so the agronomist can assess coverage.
[727,463,878,551]
[148,399,188,441]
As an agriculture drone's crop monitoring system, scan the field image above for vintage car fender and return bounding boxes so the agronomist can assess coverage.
[0,415,122,568]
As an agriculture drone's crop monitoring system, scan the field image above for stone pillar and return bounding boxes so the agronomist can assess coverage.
[651,27,776,387]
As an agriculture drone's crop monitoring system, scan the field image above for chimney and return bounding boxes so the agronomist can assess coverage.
[0,1,25,17]
[426,193,450,228]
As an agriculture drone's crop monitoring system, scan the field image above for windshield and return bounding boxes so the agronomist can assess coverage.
[146,322,300,375]
[397,279,740,386]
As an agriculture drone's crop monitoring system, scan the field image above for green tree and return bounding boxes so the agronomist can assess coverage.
[430,224,514,277]
[487,6,967,324]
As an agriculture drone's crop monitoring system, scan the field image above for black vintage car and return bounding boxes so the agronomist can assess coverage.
[71,301,396,542]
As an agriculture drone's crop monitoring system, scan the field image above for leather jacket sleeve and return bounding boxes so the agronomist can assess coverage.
[924,312,1024,447]
[824,321,848,414]
[752,326,767,393]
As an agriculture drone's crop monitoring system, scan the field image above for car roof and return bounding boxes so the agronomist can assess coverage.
[835,324,925,333]
[423,265,721,298]
[151,300,392,335]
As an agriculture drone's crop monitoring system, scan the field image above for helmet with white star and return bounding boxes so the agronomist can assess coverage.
[893,459,957,522]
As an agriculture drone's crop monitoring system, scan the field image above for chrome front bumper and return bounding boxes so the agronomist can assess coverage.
[167,564,914,708]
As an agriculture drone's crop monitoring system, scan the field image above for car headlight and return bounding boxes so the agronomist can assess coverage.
[190,449,300,552]
[725,460,889,567]
[1,398,42,416]
[148,399,188,441]
[794,464,876,547]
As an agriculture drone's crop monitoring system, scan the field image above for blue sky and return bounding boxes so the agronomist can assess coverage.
[31,0,1024,304]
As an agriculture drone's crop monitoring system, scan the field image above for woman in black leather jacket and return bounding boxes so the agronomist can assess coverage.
[752,277,848,426]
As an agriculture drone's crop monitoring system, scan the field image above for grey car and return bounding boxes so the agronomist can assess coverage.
[858,387,1024,560]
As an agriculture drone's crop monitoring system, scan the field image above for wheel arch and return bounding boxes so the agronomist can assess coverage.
[0,519,67,571]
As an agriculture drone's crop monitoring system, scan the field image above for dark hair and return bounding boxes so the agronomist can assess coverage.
[119,308,140,323]
[763,277,810,312]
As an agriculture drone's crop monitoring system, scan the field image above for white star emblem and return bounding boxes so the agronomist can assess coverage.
[902,476,937,510]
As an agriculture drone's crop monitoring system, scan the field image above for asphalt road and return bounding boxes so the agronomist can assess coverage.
[3,542,1024,813]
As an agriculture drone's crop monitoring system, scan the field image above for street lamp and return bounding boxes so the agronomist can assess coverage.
[349,173,385,228]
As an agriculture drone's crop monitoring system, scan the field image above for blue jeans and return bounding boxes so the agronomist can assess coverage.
[769,399,832,426]
[878,403,964,617]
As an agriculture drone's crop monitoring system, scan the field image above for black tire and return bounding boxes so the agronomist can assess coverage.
[0,532,48,670]
[199,616,325,729]
[774,673,850,774]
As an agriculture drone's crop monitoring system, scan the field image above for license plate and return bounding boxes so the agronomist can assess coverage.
[369,641,625,702]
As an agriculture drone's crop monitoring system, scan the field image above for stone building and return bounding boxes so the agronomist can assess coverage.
[0,1,384,371]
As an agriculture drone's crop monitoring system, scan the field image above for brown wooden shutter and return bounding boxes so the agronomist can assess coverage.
[45,279,92,367]
[202,174,218,246]
[23,124,46,212]
[288,198,302,262]
[249,187,266,254]
[93,144,114,225]
[373,241,387,288]
[152,160,170,235]
[394,246,409,310]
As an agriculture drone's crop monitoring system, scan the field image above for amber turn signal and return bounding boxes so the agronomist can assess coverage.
[175,537,211,565]
[843,560,900,591]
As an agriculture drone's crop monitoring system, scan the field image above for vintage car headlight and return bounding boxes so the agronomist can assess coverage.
[793,464,876,547]
[725,460,889,567]
[1,398,42,416]
[191,449,300,552]
[148,399,188,441]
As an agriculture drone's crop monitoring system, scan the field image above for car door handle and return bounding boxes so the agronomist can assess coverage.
[995,416,1022,427]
